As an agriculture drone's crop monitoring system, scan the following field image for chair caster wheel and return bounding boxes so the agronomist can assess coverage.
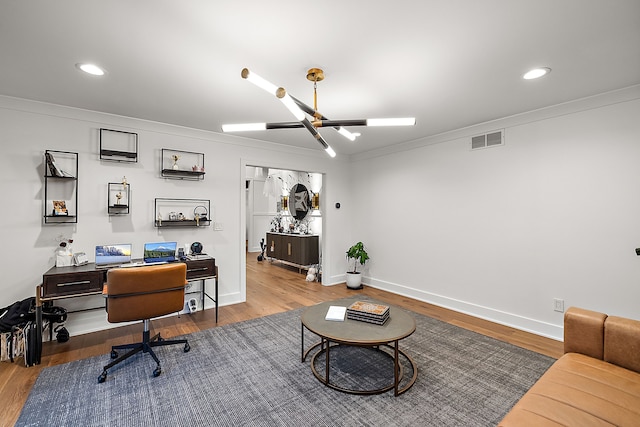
[98,371,107,383]
[153,366,162,377]
[110,350,118,359]
[184,343,191,353]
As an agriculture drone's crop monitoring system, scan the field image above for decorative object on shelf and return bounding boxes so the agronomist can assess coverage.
[44,150,78,224]
[346,241,370,289]
[171,154,180,170]
[45,152,73,177]
[161,149,206,180]
[99,128,138,162]
[221,68,416,157]
[52,200,68,216]
[194,205,208,226]
[193,205,208,220]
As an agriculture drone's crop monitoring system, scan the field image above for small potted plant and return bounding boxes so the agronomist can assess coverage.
[345,241,370,289]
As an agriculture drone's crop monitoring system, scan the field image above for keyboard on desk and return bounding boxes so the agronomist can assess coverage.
[119,261,168,268]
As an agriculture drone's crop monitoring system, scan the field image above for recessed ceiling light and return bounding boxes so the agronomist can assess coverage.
[76,63,106,76]
[523,67,551,80]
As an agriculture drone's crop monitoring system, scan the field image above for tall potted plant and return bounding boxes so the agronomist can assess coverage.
[345,241,370,289]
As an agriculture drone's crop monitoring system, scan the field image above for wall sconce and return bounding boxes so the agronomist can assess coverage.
[281,195,288,210]
[312,193,320,210]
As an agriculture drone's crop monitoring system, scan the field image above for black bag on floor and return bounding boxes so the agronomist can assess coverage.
[23,321,41,367]
[0,297,35,333]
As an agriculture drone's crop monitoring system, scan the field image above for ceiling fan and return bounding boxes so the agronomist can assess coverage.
[221,68,416,157]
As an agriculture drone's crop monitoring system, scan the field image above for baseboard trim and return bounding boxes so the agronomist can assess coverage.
[363,276,563,341]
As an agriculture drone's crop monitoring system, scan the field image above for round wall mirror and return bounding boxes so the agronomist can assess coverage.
[289,183,311,220]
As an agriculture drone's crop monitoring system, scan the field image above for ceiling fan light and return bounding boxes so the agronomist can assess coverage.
[278,92,306,121]
[367,118,416,126]
[325,146,336,157]
[337,127,357,141]
[221,123,266,132]
[241,68,279,96]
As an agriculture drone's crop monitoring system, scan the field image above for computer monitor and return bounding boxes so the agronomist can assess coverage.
[95,244,132,268]
[143,241,177,263]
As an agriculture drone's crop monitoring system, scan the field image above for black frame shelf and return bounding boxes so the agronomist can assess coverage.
[100,128,138,163]
[154,198,211,228]
[161,148,205,180]
[44,150,78,224]
[107,182,130,215]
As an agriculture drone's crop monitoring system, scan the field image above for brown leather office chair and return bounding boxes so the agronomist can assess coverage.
[98,263,190,383]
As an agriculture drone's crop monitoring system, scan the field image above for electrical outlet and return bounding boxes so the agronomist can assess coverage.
[214,222,223,231]
[553,298,565,312]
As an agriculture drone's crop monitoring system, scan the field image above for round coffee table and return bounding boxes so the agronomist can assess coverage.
[301,298,417,396]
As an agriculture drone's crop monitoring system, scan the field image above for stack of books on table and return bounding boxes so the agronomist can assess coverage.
[346,301,390,325]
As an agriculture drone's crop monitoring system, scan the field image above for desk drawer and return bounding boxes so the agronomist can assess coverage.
[186,259,216,280]
[42,271,103,298]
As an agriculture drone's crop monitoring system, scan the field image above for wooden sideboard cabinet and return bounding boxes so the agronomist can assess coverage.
[266,232,319,267]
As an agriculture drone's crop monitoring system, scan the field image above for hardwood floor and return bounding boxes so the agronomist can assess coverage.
[0,254,563,427]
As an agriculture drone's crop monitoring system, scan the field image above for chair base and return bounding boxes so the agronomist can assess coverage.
[98,321,190,383]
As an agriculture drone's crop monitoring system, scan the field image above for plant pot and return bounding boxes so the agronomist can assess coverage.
[346,272,363,289]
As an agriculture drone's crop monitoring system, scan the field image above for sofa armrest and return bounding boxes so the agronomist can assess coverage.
[564,307,607,359]
[604,315,640,374]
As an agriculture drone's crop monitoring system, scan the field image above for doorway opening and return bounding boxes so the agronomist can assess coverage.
[245,165,323,285]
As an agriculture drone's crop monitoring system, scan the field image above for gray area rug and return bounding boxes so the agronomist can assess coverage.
[17,304,555,426]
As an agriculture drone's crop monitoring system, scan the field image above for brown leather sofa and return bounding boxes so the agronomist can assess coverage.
[499,307,640,426]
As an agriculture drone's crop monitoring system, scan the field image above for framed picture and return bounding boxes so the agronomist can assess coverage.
[53,200,68,215]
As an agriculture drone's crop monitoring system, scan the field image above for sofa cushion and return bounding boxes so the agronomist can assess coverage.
[604,315,640,373]
[564,307,607,359]
[499,353,640,426]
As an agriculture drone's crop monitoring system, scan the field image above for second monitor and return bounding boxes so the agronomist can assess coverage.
[143,241,178,263]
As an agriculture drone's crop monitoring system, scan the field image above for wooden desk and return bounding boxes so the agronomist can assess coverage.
[38,258,218,339]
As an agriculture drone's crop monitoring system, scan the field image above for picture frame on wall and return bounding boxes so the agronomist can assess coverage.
[52,200,68,216]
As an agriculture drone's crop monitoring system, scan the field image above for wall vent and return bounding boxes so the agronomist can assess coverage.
[471,130,504,150]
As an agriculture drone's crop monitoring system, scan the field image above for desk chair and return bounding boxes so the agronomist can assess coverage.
[98,263,190,383]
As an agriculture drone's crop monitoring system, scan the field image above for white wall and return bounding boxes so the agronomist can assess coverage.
[351,87,640,340]
[4,86,638,342]
[0,96,352,337]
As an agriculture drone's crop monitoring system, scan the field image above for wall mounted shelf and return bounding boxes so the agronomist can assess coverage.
[161,148,205,180]
[154,198,211,228]
[107,182,130,215]
[100,128,138,163]
[44,150,78,224]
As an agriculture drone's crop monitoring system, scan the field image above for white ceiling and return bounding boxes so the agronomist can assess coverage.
[1,1,639,157]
